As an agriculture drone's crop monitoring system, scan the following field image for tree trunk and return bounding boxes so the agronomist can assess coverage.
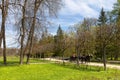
[62,54,65,65]
[20,0,27,65]
[114,54,118,60]
[2,18,7,65]
[1,0,9,65]
[26,0,43,64]
[20,30,24,64]
[103,46,106,71]
[26,13,36,64]
[0,32,3,47]
[76,47,80,66]
[110,54,113,60]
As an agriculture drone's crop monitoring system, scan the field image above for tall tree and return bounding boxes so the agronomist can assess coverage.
[54,25,64,56]
[20,0,27,64]
[13,0,30,64]
[97,8,107,70]
[54,25,71,65]
[25,0,62,64]
[17,0,28,65]
[97,8,113,70]
[98,8,107,26]
[26,0,44,64]
[0,0,9,65]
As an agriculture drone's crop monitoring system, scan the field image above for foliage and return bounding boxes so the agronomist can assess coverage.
[112,0,120,22]
[53,25,64,56]
[97,8,107,26]
[74,18,96,56]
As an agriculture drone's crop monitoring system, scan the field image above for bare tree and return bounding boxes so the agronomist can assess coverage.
[0,0,9,65]
[19,0,27,65]
[25,0,62,64]
[13,0,30,64]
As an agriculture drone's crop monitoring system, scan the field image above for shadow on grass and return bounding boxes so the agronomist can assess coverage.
[0,61,20,67]
[0,58,49,67]
[53,62,104,72]
[30,58,51,63]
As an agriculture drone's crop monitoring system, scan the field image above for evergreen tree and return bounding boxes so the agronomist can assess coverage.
[98,8,107,26]
[53,25,64,56]
[97,8,108,71]
[57,25,64,41]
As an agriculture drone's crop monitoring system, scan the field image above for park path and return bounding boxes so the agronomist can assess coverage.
[88,62,120,70]
[43,58,120,70]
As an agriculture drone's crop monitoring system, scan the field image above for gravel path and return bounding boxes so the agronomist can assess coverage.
[43,58,120,70]
[88,62,120,70]
[30,58,120,70]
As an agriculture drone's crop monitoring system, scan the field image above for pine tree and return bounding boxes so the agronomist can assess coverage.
[97,8,108,71]
[98,8,107,26]
[53,25,64,56]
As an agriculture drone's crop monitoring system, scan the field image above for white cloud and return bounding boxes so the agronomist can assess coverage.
[97,0,117,10]
[60,0,97,17]
[60,0,117,17]
[49,0,117,35]
[58,0,117,26]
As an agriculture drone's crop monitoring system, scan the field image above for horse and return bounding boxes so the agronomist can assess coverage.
[69,54,92,64]
[79,55,92,63]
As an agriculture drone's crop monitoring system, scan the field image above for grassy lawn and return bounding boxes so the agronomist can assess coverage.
[0,57,120,80]
[0,57,49,66]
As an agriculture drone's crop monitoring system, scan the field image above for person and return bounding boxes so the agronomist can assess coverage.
[70,53,77,61]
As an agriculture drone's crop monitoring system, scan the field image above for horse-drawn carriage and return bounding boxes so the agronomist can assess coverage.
[69,54,92,63]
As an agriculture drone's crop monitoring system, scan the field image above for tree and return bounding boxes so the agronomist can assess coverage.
[13,0,33,64]
[54,25,64,56]
[112,22,120,60]
[31,31,55,58]
[97,8,107,26]
[74,18,96,66]
[54,25,71,65]
[12,0,62,64]
[97,8,113,70]
[16,0,28,65]
[112,0,120,22]
[111,0,120,60]
[25,0,62,64]
[0,0,9,65]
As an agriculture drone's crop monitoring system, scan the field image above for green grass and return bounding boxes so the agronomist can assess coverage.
[0,63,120,80]
[0,56,49,66]
[0,57,120,80]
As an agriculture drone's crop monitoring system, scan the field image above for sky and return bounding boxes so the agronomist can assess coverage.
[6,0,117,48]
[49,0,117,35]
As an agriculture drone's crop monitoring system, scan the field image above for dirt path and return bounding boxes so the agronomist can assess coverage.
[82,62,120,70]
[87,62,120,70]
[43,58,120,70]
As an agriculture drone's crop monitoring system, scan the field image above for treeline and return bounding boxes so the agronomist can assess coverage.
[31,1,120,71]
